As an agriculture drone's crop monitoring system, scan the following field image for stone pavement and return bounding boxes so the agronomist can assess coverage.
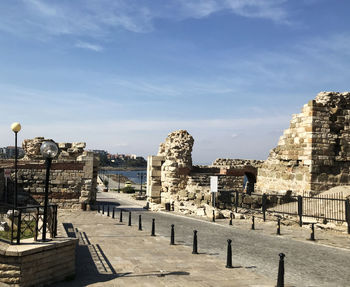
[53,207,277,287]
[112,191,350,252]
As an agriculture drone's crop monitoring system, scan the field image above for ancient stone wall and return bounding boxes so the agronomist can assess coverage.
[146,155,164,203]
[147,130,259,218]
[0,137,99,208]
[257,92,350,195]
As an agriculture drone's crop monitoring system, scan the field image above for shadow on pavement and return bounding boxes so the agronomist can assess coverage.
[52,223,122,286]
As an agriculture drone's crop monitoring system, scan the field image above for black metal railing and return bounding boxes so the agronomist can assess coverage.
[0,203,58,244]
[218,190,350,232]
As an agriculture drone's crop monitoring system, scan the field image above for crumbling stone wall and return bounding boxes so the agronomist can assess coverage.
[257,91,350,195]
[147,130,259,217]
[0,137,99,208]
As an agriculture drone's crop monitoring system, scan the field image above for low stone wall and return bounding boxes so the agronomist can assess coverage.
[0,237,78,286]
[0,152,99,208]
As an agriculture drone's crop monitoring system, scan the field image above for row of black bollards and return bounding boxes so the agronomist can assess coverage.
[97,204,287,285]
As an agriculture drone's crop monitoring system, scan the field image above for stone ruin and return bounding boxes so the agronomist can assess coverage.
[146,92,350,216]
[22,137,86,160]
[146,130,260,216]
[0,137,99,209]
[257,91,350,195]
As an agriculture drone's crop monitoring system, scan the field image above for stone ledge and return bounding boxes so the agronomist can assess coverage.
[0,238,77,286]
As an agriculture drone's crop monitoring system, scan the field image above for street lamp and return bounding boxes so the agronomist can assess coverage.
[40,141,59,241]
[137,172,145,196]
[11,122,21,208]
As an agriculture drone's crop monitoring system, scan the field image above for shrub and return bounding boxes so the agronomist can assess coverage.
[122,186,135,193]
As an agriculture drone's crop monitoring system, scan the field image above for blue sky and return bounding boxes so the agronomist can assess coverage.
[0,0,349,164]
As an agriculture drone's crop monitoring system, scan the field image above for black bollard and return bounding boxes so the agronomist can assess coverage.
[310,223,315,241]
[107,205,110,217]
[212,210,215,222]
[151,218,156,236]
[276,253,285,287]
[128,211,131,226]
[120,209,123,222]
[102,205,105,215]
[138,215,142,231]
[98,204,100,213]
[192,230,198,254]
[170,224,175,245]
[112,207,115,219]
[251,216,255,230]
[277,218,281,235]
[226,239,233,268]
[229,212,233,225]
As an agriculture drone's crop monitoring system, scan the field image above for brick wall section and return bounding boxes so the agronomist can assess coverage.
[0,238,77,286]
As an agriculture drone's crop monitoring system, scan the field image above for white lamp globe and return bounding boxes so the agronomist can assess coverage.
[11,122,21,133]
[40,141,59,159]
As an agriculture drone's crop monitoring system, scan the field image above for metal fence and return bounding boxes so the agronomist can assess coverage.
[0,203,58,244]
[218,190,350,233]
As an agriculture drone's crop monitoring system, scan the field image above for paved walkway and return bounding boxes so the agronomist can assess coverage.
[52,190,350,286]
[53,206,276,286]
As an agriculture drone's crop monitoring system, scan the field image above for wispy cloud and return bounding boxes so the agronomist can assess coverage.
[75,41,103,52]
[0,0,291,41]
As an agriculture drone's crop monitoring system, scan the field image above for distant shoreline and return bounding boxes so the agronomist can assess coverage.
[100,166,147,171]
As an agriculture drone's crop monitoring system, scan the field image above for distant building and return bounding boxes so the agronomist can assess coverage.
[0,146,24,158]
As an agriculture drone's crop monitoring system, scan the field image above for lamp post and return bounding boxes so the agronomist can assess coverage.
[137,172,145,196]
[11,122,21,208]
[40,141,59,241]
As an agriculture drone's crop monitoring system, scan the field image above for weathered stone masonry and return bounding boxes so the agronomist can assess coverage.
[257,92,350,195]
[147,91,350,216]
[0,137,99,208]
[146,130,261,216]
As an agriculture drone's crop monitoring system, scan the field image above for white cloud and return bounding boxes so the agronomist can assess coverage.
[0,0,290,40]
[75,41,103,52]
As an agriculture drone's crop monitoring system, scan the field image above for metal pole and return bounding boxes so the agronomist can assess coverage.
[298,195,303,227]
[14,131,18,208]
[107,205,110,217]
[151,218,155,236]
[310,223,315,241]
[112,207,115,218]
[42,157,52,241]
[251,216,255,230]
[262,194,267,222]
[128,211,131,226]
[120,209,123,222]
[138,215,142,231]
[346,199,350,234]
[192,230,198,254]
[212,210,215,222]
[140,173,143,195]
[118,174,120,193]
[277,218,281,235]
[229,212,233,225]
[170,224,175,245]
[16,209,22,244]
[102,205,104,214]
[226,239,233,268]
[276,253,285,287]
